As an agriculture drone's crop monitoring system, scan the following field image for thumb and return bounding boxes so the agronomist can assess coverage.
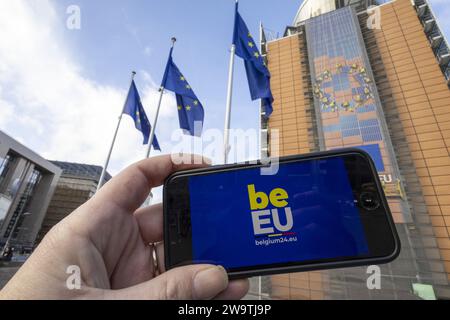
[107,264,229,300]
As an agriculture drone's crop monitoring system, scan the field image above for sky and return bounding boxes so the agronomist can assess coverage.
[0,0,300,172]
[0,0,449,201]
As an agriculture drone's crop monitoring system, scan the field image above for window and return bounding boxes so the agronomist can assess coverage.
[0,154,17,195]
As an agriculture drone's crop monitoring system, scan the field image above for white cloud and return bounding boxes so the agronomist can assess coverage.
[0,100,13,128]
[144,46,152,57]
[0,0,259,199]
[0,0,178,176]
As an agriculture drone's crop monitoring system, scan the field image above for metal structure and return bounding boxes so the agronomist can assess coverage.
[259,0,450,299]
[413,0,450,84]
[0,131,61,254]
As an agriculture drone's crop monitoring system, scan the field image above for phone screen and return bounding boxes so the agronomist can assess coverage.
[165,152,397,273]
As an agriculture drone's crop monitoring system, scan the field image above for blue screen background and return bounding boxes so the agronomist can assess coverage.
[189,158,369,269]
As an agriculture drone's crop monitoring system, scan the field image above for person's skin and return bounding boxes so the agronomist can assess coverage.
[0,154,249,300]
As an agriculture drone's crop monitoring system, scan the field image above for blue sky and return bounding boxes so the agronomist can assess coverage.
[53,0,302,166]
[0,0,449,192]
[55,0,300,89]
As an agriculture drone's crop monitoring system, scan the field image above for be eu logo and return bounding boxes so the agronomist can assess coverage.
[247,184,294,237]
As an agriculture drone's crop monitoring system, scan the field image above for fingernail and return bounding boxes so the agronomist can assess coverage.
[193,266,228,300]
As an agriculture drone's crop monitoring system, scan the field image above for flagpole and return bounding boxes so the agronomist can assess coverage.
[258,20,264,301]
[259,21,263,162]
[223,45,236,164]
[145,87,164,158]
[146,37,177,159]
[96,71,136,192]
[223,0,238,164]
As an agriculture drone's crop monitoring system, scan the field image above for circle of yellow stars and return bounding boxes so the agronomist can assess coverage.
[313,63,374,113]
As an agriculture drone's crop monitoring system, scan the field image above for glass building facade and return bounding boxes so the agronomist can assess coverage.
[260,0,450,299]
[294,0,392,25]
[0,131,61,254]
[305,6,410,223]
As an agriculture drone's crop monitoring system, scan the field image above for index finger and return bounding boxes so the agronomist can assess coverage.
[93,154,210,213]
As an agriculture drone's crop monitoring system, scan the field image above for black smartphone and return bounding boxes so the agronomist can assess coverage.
[163,149,400,279]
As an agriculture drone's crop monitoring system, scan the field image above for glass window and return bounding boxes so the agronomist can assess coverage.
[5,168,43,241]
[0,154,15,193]
[332,73,351,91]
[0,154,17,228]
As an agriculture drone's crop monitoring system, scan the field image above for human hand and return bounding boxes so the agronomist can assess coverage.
[0,155,249,300]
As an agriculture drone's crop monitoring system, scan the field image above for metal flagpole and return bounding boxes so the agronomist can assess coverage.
[223,45,236,165]
[96,71,136,192]
[259,21,264,160]
[258,22,264,298]
[145,87,164,158]
[223,0,238,164]
[145,37,177,159]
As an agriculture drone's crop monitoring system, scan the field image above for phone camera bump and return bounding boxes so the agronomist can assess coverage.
[360,192,380,211]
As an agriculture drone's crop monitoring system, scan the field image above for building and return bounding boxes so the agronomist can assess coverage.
[36,161,111,243]
[0,137,111,289]
[260,0,450,299]
[0,131,61,253]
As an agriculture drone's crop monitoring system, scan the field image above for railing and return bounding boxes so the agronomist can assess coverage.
[262,27,282,43]
[413,0,450,85]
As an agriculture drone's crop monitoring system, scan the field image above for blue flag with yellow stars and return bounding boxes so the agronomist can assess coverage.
[233,3,273,117]
[161,48,205,137]
[123,80,161,150]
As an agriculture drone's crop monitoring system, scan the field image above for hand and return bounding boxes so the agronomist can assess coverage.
[0,155,249,300]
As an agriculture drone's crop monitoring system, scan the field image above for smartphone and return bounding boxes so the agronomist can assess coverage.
[163,149,400,279]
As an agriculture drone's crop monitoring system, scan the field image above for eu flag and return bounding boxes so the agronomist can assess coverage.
[123,80,161,150]
[233,3,273,117]
[161,48,205,137]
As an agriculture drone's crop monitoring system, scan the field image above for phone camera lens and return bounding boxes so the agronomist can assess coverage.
[360,192,380,211]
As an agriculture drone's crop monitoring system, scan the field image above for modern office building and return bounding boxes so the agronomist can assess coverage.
[37,161,111,243]
[261,0,450,299]
[0,131,61,253]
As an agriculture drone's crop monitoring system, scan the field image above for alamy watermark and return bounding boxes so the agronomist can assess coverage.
[66,265,81,290]
[367,5,381,30]
[66,5,81,30]
[366,265,382,290]
[170,125,280,176]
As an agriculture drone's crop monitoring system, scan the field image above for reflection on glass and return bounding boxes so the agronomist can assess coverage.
[188,158,369,269]
[294,0,393,25]
[305,6,409,223]
[5,168,42,241]
[0,154,16,229]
